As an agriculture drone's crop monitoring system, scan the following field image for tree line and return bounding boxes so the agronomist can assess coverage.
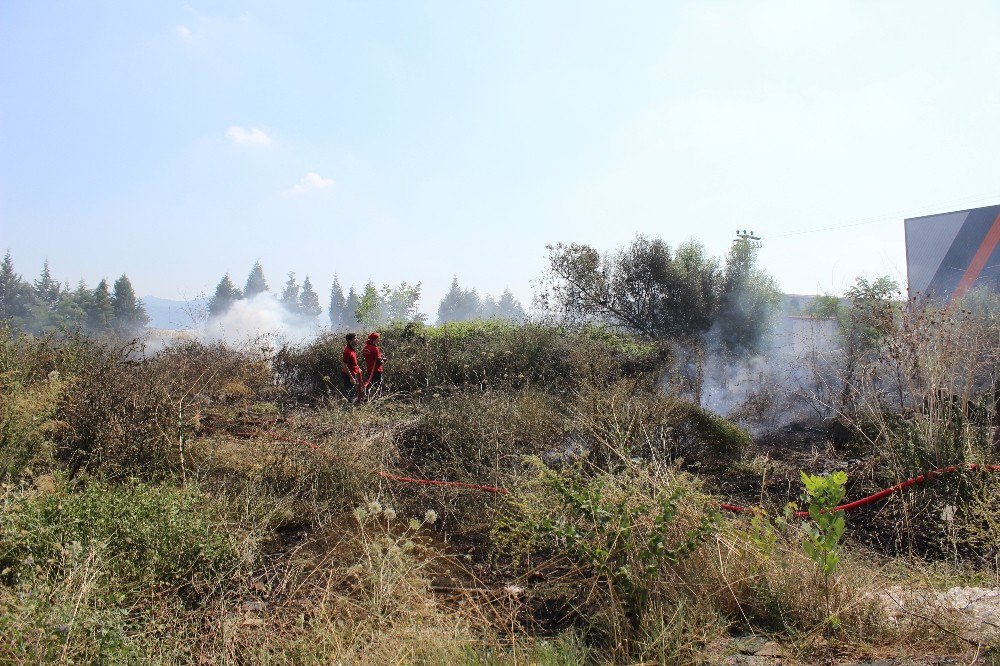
[210,263,526,329]
[0,252,149,336]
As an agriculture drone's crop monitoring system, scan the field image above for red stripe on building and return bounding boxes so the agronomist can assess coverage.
[951,212,1000,303]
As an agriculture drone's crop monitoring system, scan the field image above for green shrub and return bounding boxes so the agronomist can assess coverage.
[534,468,718,639]
[498,462,719,653]
[275,321,668,401]
[0,478,245,604]
[0,331,63,481]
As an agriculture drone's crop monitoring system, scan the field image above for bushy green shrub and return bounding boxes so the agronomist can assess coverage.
[497,461,719,653]
[0,479,244,604]
[275,321,668,401]
[0,330,63,481]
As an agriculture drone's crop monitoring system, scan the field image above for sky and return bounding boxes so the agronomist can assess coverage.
[3,1,1000,317]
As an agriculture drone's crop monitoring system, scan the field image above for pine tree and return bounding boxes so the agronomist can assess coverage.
[299,276,322,321]
[208,274,241,317]
[0,251,32,326]
[281,272,300,315]
[111,275,149,335]
[328,276,346,329]
[496,288,525,321]
[87,279,114,333]
[463,288,483,321]
[33,260,60,307]
[482,294,499,319]
[438,277,465,323]
[437,277,484,322]
[344,287,360,330]
[243,261,268,298]
[54,283,87,331]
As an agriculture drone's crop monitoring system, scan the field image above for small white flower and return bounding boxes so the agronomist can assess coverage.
[383,508,397,521]
[368,500,383,514]
[353,507,368,522]
[504,585,524,596]
[424,509,438,524]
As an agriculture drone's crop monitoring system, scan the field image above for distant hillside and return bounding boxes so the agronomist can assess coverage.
[142,296,207,330]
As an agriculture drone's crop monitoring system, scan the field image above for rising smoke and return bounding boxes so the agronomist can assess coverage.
[198,293,322,347]
[695,298,841,433]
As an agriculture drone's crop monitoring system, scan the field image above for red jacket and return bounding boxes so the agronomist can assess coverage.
[363,341,383,383]
[342,345,361,377]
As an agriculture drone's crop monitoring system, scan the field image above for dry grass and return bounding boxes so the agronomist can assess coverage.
[2,321,1000,664]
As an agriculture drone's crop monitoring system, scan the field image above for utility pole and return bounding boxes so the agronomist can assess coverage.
[734,229,762,248]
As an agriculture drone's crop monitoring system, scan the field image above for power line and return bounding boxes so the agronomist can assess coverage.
[763,189,1000,241]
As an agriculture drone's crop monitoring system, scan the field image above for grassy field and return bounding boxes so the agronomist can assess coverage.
[1,318,999,664]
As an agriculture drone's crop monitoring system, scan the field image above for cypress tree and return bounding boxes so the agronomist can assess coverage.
[87,279,114,333]
[111,275,149,335]
[482,294,499,319]
[243,261,268,298]
[328,275,346,329]
[0,251,31,326]
[281,272,300,314]
[208,274,241,317]
[299,276,322,320]
[33,260,60,307]
[344,287,360,329]
[437,277,464,323]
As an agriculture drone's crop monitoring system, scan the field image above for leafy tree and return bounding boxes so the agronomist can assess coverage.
[839,276,900,409]
[299,276,322,321]
[355,281,384,329]
[328,276,347,329]
[543,235,778,355]
[844,276,899,347]
[208,274,241,318]
[542,236,722,340]
[713,238,781,355]
[111,275,149,336]
[243,261,268,298]
[383,281,423,324]
[808,293,844,320]
[86,279,114,333]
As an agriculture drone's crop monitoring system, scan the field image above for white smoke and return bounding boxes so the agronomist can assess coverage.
[698,314,841,433]
[198,293,322,347]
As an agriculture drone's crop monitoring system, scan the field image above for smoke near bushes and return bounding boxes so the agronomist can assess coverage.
[199,293,321,347]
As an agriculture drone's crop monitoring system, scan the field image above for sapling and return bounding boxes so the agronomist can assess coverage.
[799,470,847,625]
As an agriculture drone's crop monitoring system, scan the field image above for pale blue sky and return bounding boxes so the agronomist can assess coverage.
[3,1,999,314]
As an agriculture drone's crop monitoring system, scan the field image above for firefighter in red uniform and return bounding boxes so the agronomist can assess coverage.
[341,333,364,404]
[362,332,385,400]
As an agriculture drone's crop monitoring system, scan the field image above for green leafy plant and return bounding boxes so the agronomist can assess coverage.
[799,470,847,625]
[534,470,718,642]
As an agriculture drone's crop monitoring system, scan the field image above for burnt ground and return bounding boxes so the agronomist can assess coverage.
[702,419,996,561]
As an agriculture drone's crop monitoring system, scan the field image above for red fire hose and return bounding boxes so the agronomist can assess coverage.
[242,429,1000,517]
